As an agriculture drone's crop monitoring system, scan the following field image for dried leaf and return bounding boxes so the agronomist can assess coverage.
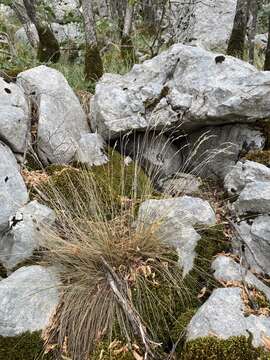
[197,287,207,299]
[261,332,270,351]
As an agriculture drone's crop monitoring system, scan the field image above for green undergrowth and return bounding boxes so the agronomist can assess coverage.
[181,335,270,360]
[183,224,231,306]
[0,331,53,360]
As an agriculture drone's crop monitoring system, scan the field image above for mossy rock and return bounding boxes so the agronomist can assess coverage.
[0,331,53,360]
[245,150,270,167]
[38,148,153,218]
[181,335,270,360]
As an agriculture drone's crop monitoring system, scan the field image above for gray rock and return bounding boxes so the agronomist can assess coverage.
[15,22,83,45]
[48,0,81,23]
[233,181,270,215]
[255,33,268,52]
[186,287,270,348]
[224,160,270,196]
[157,173,202,196]
[212,255,270,301]
[0,143,28,233]
[137,196,215,275]
[0,265,59,336]
[17,65,89,164]
[187,288,247,340]
[74,133,108,166]
[232,216,270,276]
[122,132,183,179]
[182,125,264,179]
[171,0,237,52]
[14,23,39,46]
[0,4,14,19]
[91,44,270,140]
[0,77,29,154]
[0,201,55,270]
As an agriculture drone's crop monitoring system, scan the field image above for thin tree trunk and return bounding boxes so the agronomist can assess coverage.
[227,0,251,59]
[248,0,258,64]
[264,15,270,70]
[11,1,38,48]
[121,1,135,64]
[143,0,156,34]
[109,0,126,36]
[23,0,60,63]
[81,0,103,81]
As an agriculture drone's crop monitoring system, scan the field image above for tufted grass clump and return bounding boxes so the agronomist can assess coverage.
[33,133,234,359]
[40,201,187,359]
[36,146,191,360]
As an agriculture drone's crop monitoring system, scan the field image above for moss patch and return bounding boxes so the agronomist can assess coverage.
[181,335,270,360]
[36,24,60,63]
[245,150,270,167]
[85,44,103,81]
[183,224,231,307]
[0,331,53,360]
[37,148,153,218]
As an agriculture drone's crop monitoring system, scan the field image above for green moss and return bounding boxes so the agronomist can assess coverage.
[85,44,103,81]
[183,224,230,307]
[181,335,270,360]
[36,24,60,63]
[0,331,53,360]
[245,150,270,167]
[171,308,197,344]
[38,148,153,218]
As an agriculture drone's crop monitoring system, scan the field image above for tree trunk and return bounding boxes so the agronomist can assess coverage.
[23,0,60,63]
[121,1,135,64]
[227,0,251,59]
[109,0,126,36]
[11,1,38,48]
[248,0,258,64]
[81,0,103,81]
[142,0,156,34]
[264,15,270,70]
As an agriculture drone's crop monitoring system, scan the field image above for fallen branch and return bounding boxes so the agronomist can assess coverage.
[101,256,161,360]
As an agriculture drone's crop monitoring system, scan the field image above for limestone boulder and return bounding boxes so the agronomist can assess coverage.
[186,287,270,348]
[137,196,216,275]
[0,201,55,270]
[0,265,59,337]
[224,160,270,196]
[17,65,89,165]
[0,77,29,154]
[232,216,270,276]
[91,44,270,141]
[0,143,28,233]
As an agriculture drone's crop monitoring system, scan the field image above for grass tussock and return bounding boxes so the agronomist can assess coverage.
[38,166,187,359]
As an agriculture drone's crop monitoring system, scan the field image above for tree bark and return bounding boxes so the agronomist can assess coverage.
[121,1,136,64]
[81,0,103,81]
[23,0,60,63]
[142,0,157,34]
[264,15,270,70]
[227,0,251,59]
[248,0,258,64]
[11,1,38,48]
